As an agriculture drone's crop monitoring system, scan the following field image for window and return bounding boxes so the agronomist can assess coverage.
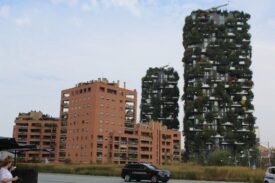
[107,89,117,95]
[64,93,70,97]
[100,87,105,92]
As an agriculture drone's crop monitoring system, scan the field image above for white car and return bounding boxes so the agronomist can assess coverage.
[264,167,275,183]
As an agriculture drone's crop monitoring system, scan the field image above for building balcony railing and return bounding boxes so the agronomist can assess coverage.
[17,138,27,141]
[140,158,150,161]
[120,150,127,153]
[63,103,69,108]
[128,157,138,161]
[140,151,151,155]
[128,150,138,154]
[18,126,28,129]
[125,104,134,109]
[125,127,134,131]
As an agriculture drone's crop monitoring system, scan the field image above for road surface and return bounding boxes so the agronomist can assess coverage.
[39,173,240,183]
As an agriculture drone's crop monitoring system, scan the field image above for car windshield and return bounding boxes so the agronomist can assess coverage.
[144,164,158,170]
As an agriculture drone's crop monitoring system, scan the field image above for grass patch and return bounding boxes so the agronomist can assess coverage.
[17,163,265,183]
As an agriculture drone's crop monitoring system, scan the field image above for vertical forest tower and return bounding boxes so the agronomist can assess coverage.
[182,9,256,160]
[140,67,180,130]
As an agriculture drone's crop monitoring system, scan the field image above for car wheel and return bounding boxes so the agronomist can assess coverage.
[136,179,140,182]
[151,176,158,183]
[124,174,131,182]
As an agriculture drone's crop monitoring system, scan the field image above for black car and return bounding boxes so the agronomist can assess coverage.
[121,163,170,183]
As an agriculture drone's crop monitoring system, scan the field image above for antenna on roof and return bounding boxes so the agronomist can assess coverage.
[207,2,229,12]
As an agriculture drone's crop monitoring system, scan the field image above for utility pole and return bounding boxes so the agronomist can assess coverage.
[268,142,271,166]
[247,149,251,168]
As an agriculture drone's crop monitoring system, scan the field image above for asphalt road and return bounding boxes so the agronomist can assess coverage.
[38,173,240,183]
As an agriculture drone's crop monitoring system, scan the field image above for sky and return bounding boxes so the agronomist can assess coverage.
[0,0,275,147]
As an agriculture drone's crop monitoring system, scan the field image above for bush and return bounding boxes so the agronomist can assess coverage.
[64,159,72,165]
[208,150,231,166]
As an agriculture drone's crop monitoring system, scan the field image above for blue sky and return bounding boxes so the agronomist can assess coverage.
[0,0,275,147]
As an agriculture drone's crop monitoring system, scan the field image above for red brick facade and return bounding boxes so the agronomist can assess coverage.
[56,79,181,165]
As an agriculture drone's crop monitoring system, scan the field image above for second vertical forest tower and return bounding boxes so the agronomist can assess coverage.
[182,9,256,161]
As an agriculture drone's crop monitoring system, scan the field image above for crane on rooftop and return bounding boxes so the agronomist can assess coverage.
[207,2,229,12]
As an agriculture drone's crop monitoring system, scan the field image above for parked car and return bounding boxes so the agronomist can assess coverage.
[264,166,275,183]
[121,163,170,183]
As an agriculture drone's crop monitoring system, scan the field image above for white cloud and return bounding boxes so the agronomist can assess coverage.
[71,16,82,27]
[0,5,11,18]
[68,0,78,7]
[50,0,62,5]
[90,0,98,7]
[81,3,92,12]
[50,0,78,7]
[101,0,141,16]
[15,16,31,27]
[267,19,275,29]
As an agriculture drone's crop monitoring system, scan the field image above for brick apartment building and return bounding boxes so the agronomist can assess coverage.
[110,122,181,165]
[56,78,181,165]
[13,111,59,162]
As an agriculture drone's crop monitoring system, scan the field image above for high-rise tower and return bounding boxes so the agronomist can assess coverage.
[140,67,180,130]
[182,9,256,161]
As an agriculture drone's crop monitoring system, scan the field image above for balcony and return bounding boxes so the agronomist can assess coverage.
[121,141,127,145]
[97,138,104,142]
[128,142,138,146]
[129,157,138,161]
[63,103,69,108]
[125,127,134,131]
[18,126,28,129]
[125,104,134,109]
[128,150,138,154]
[120,149,127,153]
[125,112,134,117]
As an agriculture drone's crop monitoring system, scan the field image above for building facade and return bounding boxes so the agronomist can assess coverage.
[13,111,59,162]
[56,78,137,163]
[56,78,181,164]
[109,122,181,165]
[182,10,256,161]
[140,67,180,130]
